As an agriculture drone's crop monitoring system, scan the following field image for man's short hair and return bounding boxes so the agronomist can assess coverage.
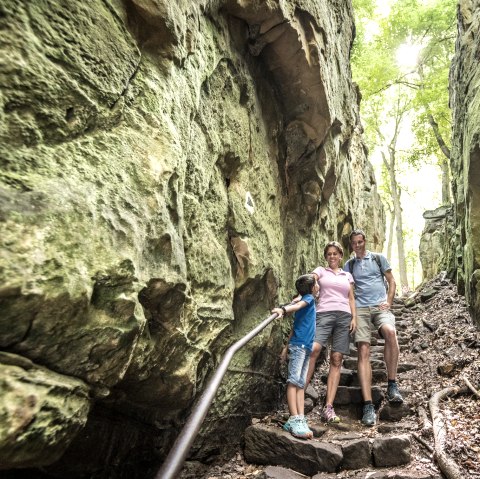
[295,274,316,296]
[323,241,344,258]
[349,229,366,241]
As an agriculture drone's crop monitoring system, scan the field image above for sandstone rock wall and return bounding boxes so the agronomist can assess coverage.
[419,206,454,282]
[450,0,480,326]
[0,0,384,475]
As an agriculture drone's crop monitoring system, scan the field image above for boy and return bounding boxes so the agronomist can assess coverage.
[272,274,318,439]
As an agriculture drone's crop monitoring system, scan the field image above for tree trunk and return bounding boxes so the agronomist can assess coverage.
[440,157,451,205]
[382,150,409,292]
[428,114,452,204]
[387,206,395,261]
[428,114,451,159]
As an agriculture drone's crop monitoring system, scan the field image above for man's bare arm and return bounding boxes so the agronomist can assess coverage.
[384,270,396,307]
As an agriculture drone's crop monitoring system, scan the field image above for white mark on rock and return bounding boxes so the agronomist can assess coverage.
[245,192,255,214]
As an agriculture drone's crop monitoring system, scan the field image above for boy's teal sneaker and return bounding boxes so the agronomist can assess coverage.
[301,417,314,437]
[290,417,312,439]
[282,417,294,433]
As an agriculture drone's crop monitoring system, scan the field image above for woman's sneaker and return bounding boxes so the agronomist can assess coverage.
[323,404,340,423]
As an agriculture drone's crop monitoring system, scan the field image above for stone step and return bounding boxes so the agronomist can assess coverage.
[351,369,387,386]
[244,422,412,476]
[379,401,414,422]
[260,466,441,479]
[397,362,417,373]
[334,385,384,406]
[397,331,410,341]
[320,368,387,387]
[395,320,409,330]
[343,357,386,370]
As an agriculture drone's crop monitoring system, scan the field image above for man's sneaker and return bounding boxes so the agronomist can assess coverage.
[290,417,312,439]
[323,405,340,423]
[361,404,376,426]
[386,382,404,403]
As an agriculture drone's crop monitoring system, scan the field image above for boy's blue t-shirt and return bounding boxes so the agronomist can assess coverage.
[289,293,316,352]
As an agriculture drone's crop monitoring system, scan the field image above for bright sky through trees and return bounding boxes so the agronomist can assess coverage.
[396,43,423,69]
[351,0,455,289]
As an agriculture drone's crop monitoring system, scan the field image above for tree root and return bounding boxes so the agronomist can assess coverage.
[429,386,469,479]
[417,405,433,433]
[463,376,480,398]
[412,432,433,454]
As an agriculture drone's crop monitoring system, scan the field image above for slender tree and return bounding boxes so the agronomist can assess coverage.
[378,91,411,291]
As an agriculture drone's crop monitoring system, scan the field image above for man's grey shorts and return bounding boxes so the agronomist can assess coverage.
[355,306,396,344]
[314,311,352,356]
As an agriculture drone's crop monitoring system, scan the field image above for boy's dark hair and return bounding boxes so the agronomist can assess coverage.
[295,274,316,296]
[349,229,366,241]
[323,241,344,258]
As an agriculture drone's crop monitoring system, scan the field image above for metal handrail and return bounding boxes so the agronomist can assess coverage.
[155,309,285,479]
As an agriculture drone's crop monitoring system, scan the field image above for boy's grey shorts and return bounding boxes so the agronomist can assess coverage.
[355,306,396,344]
[314,311,352,356]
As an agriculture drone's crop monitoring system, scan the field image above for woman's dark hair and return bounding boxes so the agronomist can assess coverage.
[349,229,366,241]
[295,274,316,296]
[323,241,344,258]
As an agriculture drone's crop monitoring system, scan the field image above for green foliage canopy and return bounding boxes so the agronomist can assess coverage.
[351,0,456,161]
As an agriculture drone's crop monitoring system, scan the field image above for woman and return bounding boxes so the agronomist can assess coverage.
[306,241,356,423]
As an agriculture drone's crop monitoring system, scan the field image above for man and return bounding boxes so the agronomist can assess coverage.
[344,229,403,427]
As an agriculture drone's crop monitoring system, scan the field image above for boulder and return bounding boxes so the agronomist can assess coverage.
[0,352,90,469]
[244,423,342,475]
[372,434,411,467]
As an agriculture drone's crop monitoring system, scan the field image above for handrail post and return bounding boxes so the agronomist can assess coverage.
[155,312,281,479]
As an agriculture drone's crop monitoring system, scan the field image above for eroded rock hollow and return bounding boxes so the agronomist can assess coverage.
[0,0,384,476]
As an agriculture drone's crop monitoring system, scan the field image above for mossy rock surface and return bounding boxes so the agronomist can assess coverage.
[0,0,385,473]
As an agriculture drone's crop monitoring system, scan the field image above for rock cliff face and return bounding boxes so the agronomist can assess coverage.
[419,206,453,282]
[0,0,384,476]
[450,0,480,327]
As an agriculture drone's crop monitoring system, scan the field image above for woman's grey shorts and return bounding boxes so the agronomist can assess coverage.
[314,311,352,356]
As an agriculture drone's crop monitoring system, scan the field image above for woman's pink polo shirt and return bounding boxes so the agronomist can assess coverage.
[312,266,354,314]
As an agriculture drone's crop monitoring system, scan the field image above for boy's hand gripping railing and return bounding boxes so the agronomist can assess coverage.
[155,310,284,479]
